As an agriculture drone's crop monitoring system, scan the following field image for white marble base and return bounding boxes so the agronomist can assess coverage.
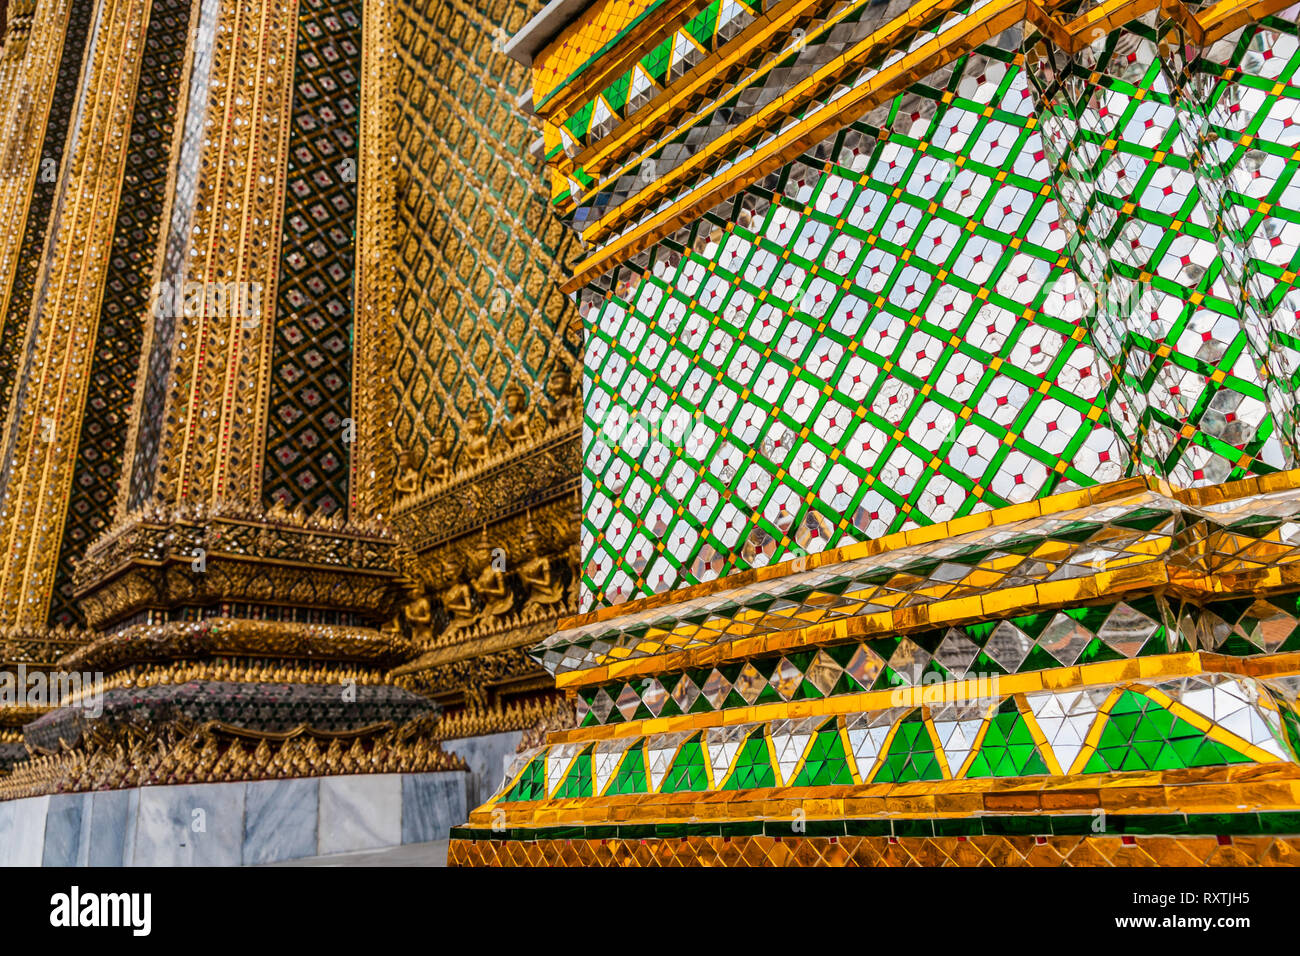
[319,775,402,855]
[443,730,524,808]
[0,795,49,866]
[134,782,246,866]
[0,771,468,867]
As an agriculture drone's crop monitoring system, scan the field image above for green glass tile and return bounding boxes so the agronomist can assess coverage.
[722,732,778,790]
[502,756,546,803]
[874,717,943,783]
[683,0,719,45]
[790,724,855,787]
[965,709,1049,778]
[609,743,648,795]
[894,819,935,839]
[1258,811,1300,835]
[1084,691,1256,773]
[556,751,593,798]
[660,738,709,792]
[843,819,893,837]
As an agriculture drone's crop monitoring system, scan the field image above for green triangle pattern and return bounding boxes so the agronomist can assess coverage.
[964,709,1049,778]
[873,716,943,783]
[790,722,855,786]
[721,732,778,790]
[1083,690,1254,773]
[660,738,709,792]
[607,743,649,795]
[501,756,546,803]
[556,750,593,798]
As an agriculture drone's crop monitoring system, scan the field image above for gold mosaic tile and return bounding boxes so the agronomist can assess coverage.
[448,834,1300,867]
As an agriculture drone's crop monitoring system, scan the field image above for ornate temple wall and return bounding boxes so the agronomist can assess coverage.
[0,0,595,818]
[449,0,1300,867]
[392,0,580,479]
[375,0,588,738]
[0,0,469,807]
[551,0,1300,611]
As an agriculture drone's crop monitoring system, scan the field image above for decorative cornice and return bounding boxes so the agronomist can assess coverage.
[71,510,402,629]
[0,714,468,800]
[391,609,562,676]
[391,424,581,553]
[0,625,91,667]
[57,618,417,675]
[23,680,439,752]
[535,470,1300,688]
[431,693,574,743]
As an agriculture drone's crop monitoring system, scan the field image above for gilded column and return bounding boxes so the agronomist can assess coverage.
[0,0,95,438]
[0,0,155,625]
[351,0,398,521]
[75,0,403,631]
[138,0,300,513]
[0,0,466,798]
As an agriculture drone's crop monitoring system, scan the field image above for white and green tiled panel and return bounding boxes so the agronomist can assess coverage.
[488,674,1300,802]
[574,15,1300,610]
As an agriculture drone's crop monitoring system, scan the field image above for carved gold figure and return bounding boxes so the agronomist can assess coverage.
[438,558,476,643]
[460,408,489,470]
[545,364,578,427]
[471,530,512,624]
[401,582,435,646]
[501,381,532,449]
[394,448,421,496]
[518,515,564,615]
[427,435,452,485]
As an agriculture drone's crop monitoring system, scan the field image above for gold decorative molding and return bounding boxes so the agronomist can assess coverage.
[72,505,402,629]
[0,714,468,800]
[393,610,563,675]
[63,659,401,702]
[351,0,400,521]
[0,624,90,668]
[390,425,580,551]
[431,692,574,744]
[58,618,417,674]
[140,0,299,512]
[0,0,154,625]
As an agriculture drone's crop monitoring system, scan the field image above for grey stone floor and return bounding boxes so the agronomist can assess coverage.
[259,839,448,866]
